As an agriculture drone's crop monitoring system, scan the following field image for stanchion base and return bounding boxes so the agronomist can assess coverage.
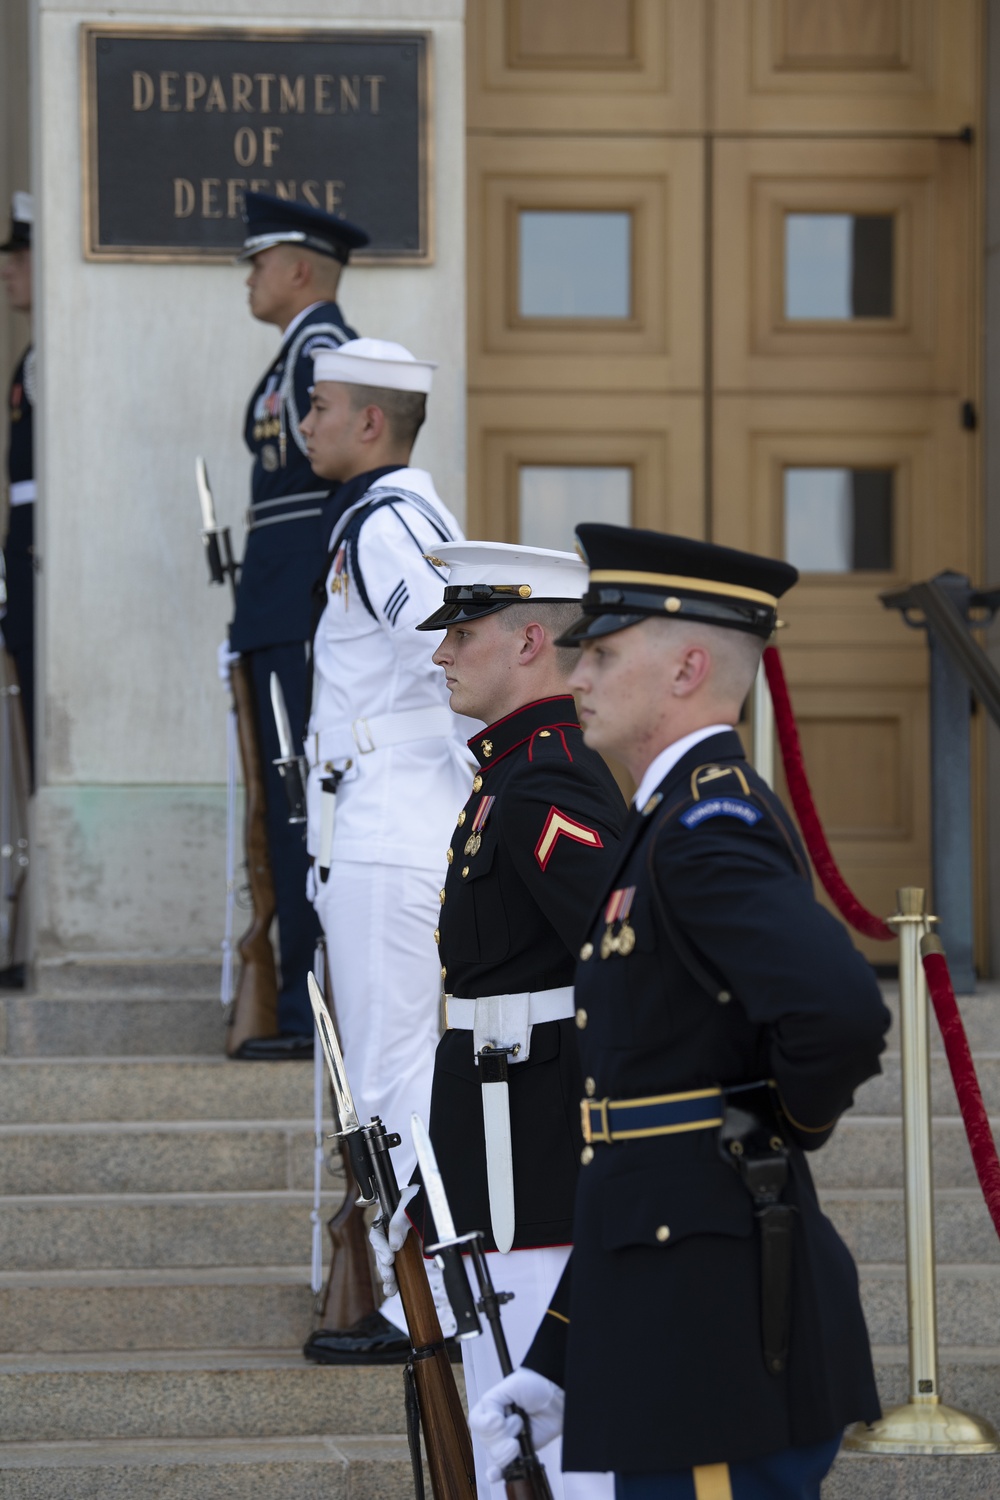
[844,1400,999,1455]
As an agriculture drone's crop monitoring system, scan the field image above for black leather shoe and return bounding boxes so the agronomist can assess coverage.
[304,1310,411,1365]
[0,963,25,990]
[230,1034,314,1061]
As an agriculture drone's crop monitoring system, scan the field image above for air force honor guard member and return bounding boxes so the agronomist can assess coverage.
[372,543,625,1498]
[471,525,892,1499]
[297,338,475,1362]
[224,192,368,1058]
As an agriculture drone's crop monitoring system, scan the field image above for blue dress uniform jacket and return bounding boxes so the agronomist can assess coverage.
[230,301,356,653]
[525,731,890,1474]
[409,695,626,1252]
[228,300,355,1035]
[4,347,34,773]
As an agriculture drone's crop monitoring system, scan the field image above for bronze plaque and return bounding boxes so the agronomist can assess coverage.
[81,25,430,262]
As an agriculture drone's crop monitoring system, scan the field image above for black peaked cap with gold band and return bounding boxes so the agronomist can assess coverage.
[555,524,799,646]
[416,541,588,631]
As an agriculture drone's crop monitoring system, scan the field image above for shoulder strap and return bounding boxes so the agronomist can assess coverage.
[341,490,455,619]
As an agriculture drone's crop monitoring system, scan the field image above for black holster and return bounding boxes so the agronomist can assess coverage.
[718,1082,796,1376]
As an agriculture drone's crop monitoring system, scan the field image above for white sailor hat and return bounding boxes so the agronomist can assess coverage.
[312,337,436,394]
[416,541,588,631]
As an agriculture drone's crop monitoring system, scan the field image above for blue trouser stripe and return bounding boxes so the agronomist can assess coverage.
[613,1435,842,1499]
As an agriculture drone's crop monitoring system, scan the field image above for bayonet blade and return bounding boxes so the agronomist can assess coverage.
[269,672,295,761]
[307,972,362,1135]
[411,1113,459,1243]
[195,456,219,531]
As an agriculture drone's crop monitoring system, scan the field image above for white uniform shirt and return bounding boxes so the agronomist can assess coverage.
[306,467,477,871]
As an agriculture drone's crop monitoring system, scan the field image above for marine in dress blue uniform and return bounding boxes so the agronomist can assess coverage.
[471,526,892,1500]
[2,193,35,786]
[228,193,368,1054]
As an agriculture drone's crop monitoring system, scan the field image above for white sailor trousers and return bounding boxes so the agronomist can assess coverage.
[313,858,441,1189]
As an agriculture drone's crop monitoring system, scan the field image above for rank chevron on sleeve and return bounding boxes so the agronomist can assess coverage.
[534,806,604,871]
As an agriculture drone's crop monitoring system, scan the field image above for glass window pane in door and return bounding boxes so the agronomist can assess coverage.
[785,214,894,320]
[518,466,632,550]
[784,467,893,572]
[519,212,631,318]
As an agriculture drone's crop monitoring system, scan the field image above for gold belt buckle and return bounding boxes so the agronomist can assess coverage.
[580,1097,612,1146]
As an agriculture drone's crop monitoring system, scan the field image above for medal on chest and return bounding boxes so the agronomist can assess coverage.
[600,886,636,959]
[328,545,349,606]
[464,794,495,857]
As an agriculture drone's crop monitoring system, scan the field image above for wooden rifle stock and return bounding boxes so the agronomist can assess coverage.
[394,1234,476,1500]
[314,1133,378,1329]
[225,657,278,1054]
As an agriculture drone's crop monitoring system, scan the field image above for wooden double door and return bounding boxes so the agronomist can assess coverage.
[465,0,984,963]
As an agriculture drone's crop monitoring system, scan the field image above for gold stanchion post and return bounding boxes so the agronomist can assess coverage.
[844,887,998,1455]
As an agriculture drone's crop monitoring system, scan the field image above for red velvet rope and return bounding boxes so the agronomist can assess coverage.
[923,949,1000,1240]
[763,646,895,942]
[762,645,1000,1238]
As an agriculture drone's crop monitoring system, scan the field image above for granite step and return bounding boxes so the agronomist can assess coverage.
[11,1187,983,1277]
[810,1115,1000,1190]
[879,984,1000,1054]
[4,1244,996,1359]
[819,1188,1000,1265]
[0,1121,321,1195]
[856,1053,1000,1115]
[860,1265,1000,1347]
[826,1450,1000,1499]
[7,1110,992,1200]
[1,996,227,1057]
[0,1267,325,1354]
[32,960,223,999]
[0,1351,412,1444]
[0,1436,420,1500]
[0,1191,339,1271]
[0,1057,332,1125]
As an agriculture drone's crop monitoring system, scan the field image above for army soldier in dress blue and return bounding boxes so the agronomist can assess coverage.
[2,193,35,787]
[471,525,892,1500]
[224,192,368,1058]
[367,543,624,1499]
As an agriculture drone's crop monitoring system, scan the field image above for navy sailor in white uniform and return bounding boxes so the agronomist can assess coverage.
[296,339,476,1362]
[224,192,368,1058]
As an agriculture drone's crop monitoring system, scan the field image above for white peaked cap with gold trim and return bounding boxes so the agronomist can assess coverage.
[312,337,436,393]
[415,541,589,631]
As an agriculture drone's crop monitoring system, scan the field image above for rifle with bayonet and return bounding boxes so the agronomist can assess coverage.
[307,973,476,1500]
[411,1114,554,1500]
[307,937,376,1332]
[196,456,278,1054]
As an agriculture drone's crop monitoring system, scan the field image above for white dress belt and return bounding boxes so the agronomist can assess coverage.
[446,985,575,1255]
[306,704,453,764]
[445,987,575,1038]
[9,480,35,506]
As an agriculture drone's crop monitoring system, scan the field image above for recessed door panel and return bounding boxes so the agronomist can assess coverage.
[466,392,704,543]
[469,135,704,393]
[468,0,707,133]
[713,0,979,134]
[714,138,971,393]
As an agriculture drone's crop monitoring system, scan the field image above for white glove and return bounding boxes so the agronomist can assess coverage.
[217,639,239,688]
[469,1368,565,1480]
[369,1183,419,1299]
